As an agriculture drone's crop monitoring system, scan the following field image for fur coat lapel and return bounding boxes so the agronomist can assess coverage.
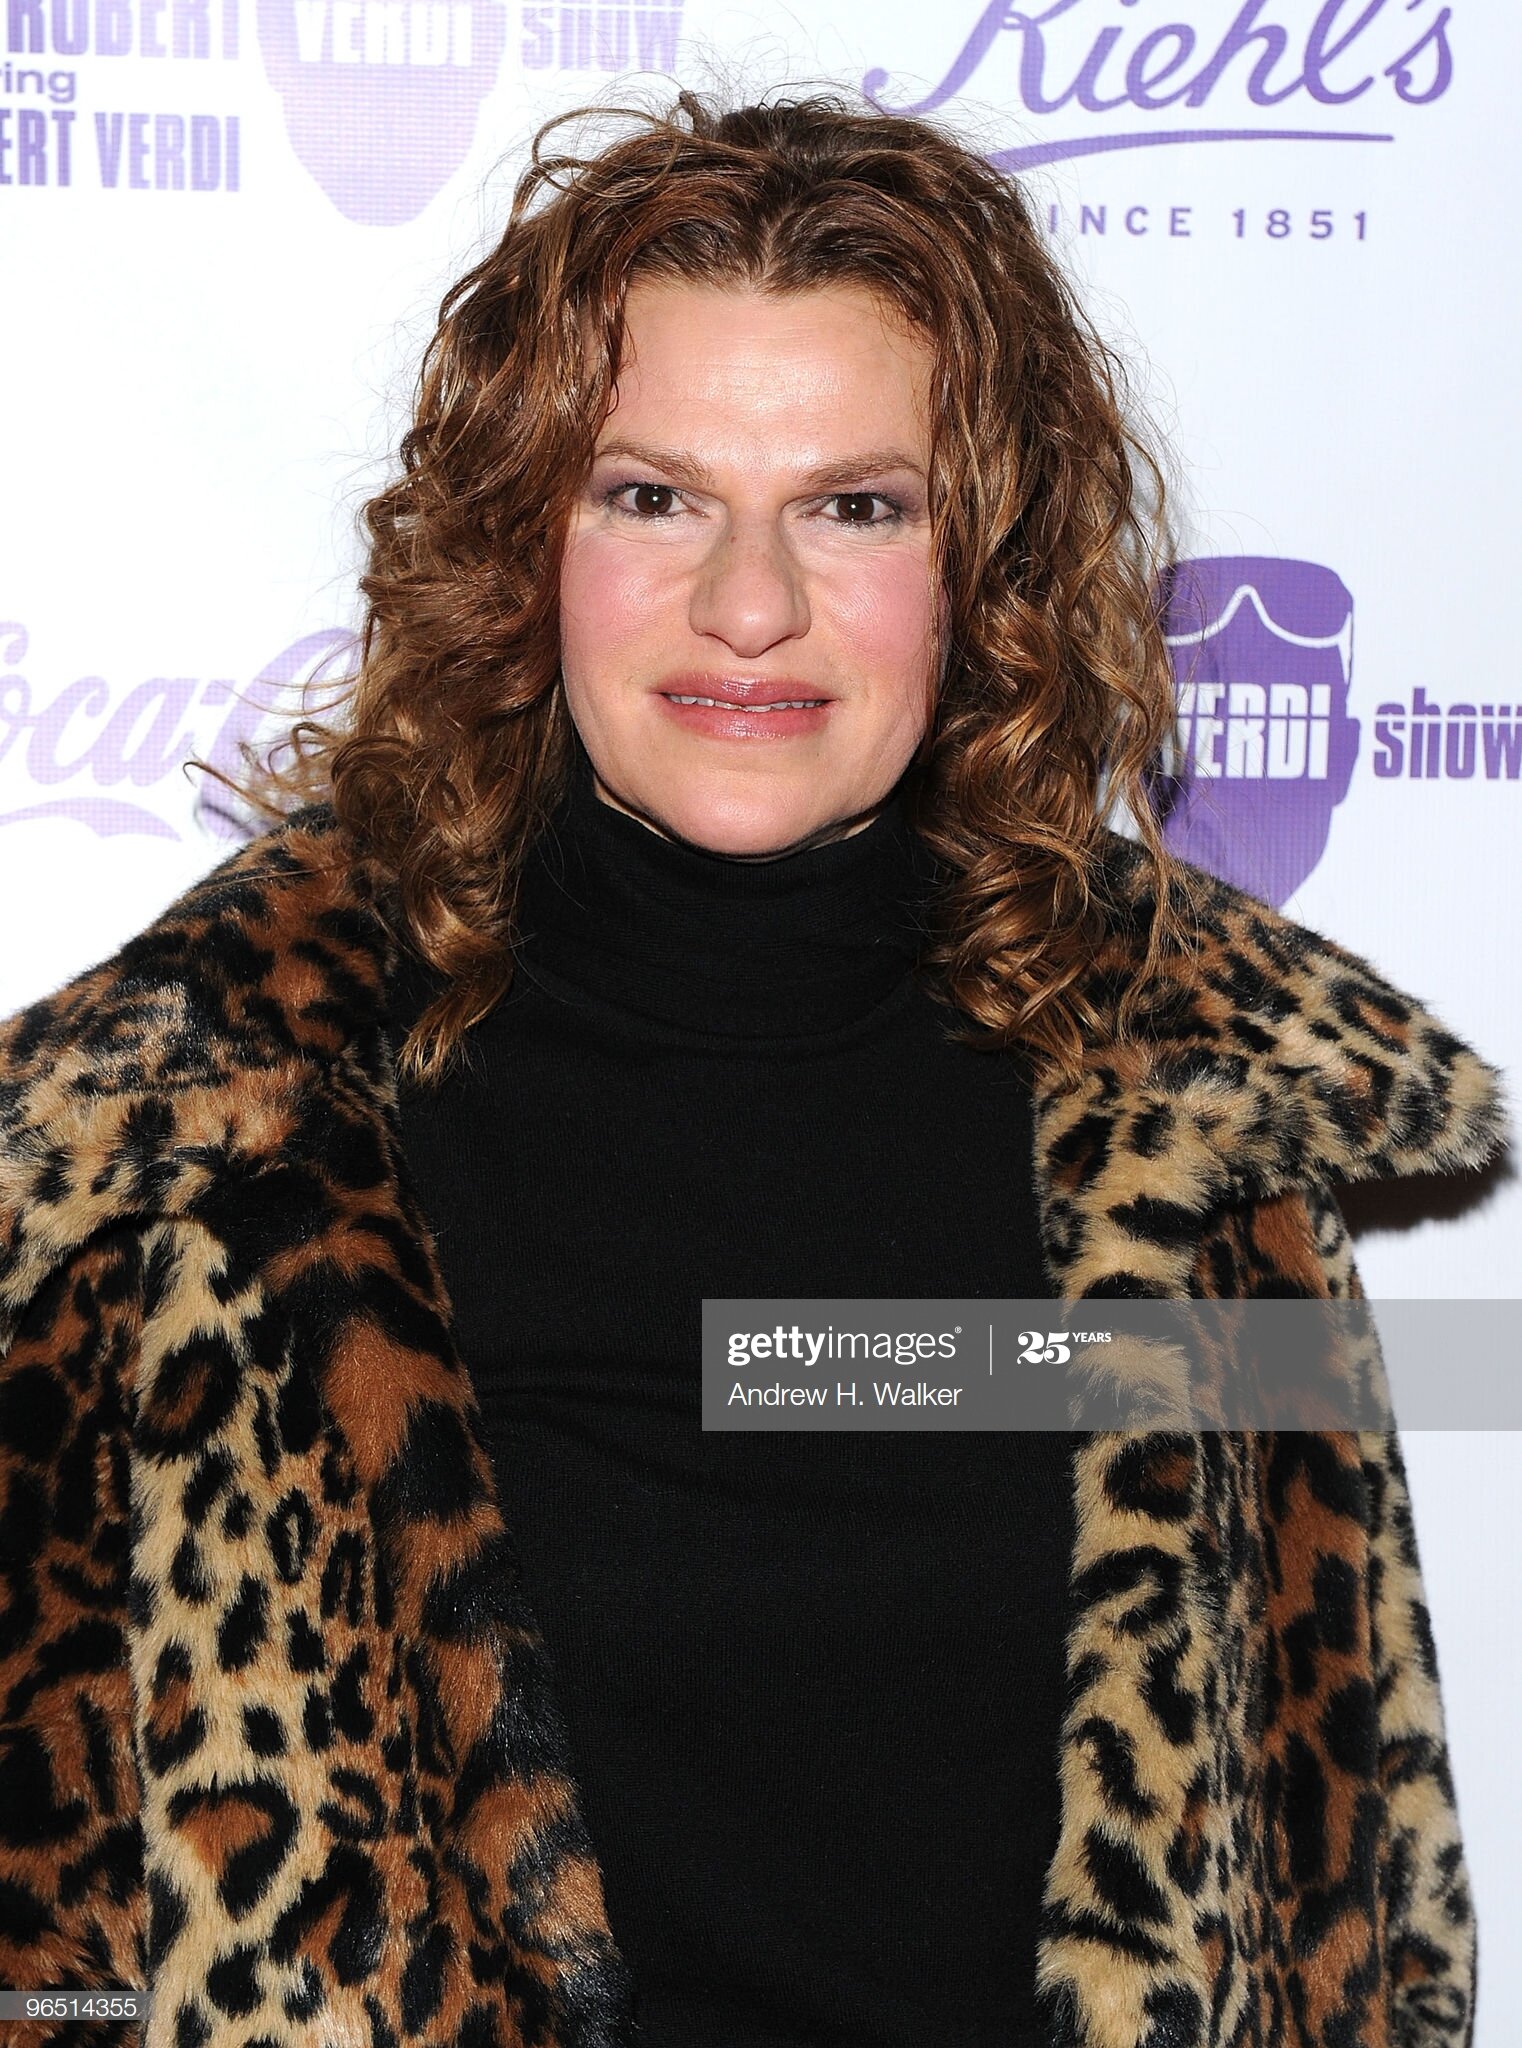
[0,803,1507,2048]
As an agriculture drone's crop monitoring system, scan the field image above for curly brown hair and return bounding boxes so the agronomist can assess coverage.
[199,85,1188,1090]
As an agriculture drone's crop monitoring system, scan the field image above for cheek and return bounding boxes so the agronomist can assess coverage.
[825,557,938,699]
[559,532,680,654]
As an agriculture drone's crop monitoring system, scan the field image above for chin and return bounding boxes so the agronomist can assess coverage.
[668,807,826,860]
[640,786,838,860]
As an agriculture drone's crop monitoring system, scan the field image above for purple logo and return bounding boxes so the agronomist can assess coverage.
[1150,558,1360,906]
[257,0,507,223]
[0,621,354,840]
[1373,688,1522,780]
[520,0,683,73]
[864,0,1454,167]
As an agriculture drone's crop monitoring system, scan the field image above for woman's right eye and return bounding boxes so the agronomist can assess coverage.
[603,481,682,519]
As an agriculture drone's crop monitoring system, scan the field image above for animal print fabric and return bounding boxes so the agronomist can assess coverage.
[0,807,1507,2046]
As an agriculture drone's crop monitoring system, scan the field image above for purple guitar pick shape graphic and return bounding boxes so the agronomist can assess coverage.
[257,0,507,224]
[1150,558,1360,907]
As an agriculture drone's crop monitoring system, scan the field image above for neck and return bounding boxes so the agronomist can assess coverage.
[511,745,943,1040]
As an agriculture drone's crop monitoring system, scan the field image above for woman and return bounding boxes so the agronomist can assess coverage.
[0,88,1507,2048]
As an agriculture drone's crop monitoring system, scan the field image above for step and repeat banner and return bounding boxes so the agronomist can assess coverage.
[3,0,1518,2024]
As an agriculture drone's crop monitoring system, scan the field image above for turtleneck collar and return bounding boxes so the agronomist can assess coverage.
[511,743,944,1040]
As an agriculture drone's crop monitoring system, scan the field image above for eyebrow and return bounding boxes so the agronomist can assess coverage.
[589,439,927,491]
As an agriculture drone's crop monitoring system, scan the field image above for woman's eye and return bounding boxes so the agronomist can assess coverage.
[824,492,902,526]
[605,482,682,519]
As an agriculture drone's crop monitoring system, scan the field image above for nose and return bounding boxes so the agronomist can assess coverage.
[687,513,811,657]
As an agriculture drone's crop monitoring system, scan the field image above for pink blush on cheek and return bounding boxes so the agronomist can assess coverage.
[559,538,683,666]
[821,568,938,702]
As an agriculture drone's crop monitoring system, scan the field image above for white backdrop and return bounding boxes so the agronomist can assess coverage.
[3,0,1516,2031]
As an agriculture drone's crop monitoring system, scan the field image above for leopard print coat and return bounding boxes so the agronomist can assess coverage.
[0,802,1508,2048]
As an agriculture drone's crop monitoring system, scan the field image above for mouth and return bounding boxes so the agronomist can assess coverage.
[661,694,831,712]
[655,692,835,738]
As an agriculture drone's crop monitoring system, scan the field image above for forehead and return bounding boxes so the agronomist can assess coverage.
[602,278,934,438]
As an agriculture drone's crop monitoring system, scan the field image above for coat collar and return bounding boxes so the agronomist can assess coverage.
[0,799,1506,1331]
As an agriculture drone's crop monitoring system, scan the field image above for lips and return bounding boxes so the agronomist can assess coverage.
[663,693,828,711]
[656,678,835,707]
[655,691,834,738]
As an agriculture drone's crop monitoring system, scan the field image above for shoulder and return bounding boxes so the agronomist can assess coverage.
[0,801,393,1087]
[0,806,404,1308]
[1071,825,1510,1195]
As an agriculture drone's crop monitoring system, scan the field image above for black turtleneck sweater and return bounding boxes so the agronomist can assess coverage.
[390,748,1077,2048]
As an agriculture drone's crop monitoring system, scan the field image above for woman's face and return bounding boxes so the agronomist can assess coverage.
[558,278,942,859]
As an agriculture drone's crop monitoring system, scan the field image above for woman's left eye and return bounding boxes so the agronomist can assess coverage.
[822,492,904,526]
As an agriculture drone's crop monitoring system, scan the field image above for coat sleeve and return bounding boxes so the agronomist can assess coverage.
[0,1222,150,2025]
[1303,1183,1479,2048]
